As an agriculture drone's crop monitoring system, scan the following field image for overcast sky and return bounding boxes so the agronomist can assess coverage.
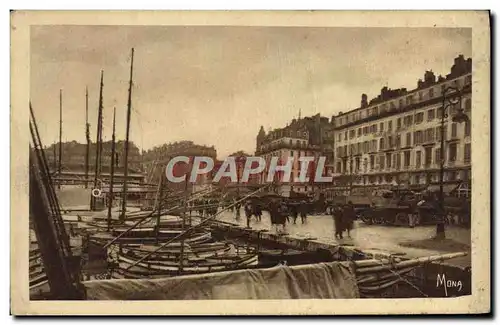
[30,26,471,158]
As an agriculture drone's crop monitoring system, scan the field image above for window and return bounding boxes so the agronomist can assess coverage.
[373,124,378,133]
[427,109,435,120]
[388,136,393,148]
[464,143,471,163]
[451,123,457,138]
[336,161,341,174]
[350,129,356,139]
[415,112,424,124]
[379,155,385,170]
[404,151,411,168]
[416,151,422,168]
[429,88,434,98]
[373,106,379,115]
[357,128,362,137]
[425,128,434,142]
[465,120,471,137]
[370,155,375,170]
[357,142,361,154]
[380,122,384,132]
[338,133,342,142]
[396,135,401,148]
[344,131,347,140]
[397,118,402,130]
[406,96,413,106]
[395,153,401,170]
[371,140,377,152]
[436,126,447,141]
[379,138,385,150]
[449,143,457,162]
[363,126,369,135]
[399,99,404,108]
[437,107,444,119]
[388,120,393,131]
[386,153,392,168]
[418,92,423,101]
[363,141,369,153]
[404,115,413,126]
[406,133,411,147]
[367,108,371,116]
[414,130,423,145]
[465,98,471,111]
[425,147,432,166]
[435,148,442,164]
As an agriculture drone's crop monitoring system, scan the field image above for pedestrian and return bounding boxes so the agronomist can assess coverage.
[244,200,253,228]
[299,200,308,224]
[269,199,286,233]
[254,202,262,222]
[343,201,356,238]
[281,200,290,224]
[234,198,241,220]
[290,202,298,224]
[332,204,344,239]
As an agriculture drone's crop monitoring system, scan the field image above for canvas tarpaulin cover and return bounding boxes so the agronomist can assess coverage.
[83,262,360,300]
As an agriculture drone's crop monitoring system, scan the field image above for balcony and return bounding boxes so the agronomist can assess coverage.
[446,160,457,167]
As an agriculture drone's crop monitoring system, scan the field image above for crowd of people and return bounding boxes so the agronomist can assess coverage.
[188,190,470,240]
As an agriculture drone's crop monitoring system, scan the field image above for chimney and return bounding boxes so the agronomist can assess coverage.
[361,94,368,108]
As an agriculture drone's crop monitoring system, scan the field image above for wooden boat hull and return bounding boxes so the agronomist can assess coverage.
[112,253,258,279]
[119,242,232,261]
[91,231,213,246]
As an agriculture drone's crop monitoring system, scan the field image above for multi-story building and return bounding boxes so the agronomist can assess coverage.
[210,151,262,193]
[44,140,145,185]
[142,141,217,193]
[332,55,472,195]
[255,113,336,197]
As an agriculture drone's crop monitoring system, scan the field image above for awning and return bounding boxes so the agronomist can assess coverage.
[426,184,459,194]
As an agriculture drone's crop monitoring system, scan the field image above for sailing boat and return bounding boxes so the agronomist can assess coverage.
[83,48,258,280]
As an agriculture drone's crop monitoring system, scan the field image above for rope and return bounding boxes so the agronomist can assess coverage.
[348,250,429,297]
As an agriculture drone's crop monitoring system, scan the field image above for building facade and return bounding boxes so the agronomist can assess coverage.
[332,55,472,195]
[255,114,335,197]
[142,141,217,193]
[44,140,144,186]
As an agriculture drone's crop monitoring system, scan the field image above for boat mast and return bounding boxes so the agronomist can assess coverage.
[91,71,104,210]
[179,162,191,274]
[58,89,62,189]
[155,171,164,240]
[85,87,90,189]
[107,107,117,231]
[120,48,134,222]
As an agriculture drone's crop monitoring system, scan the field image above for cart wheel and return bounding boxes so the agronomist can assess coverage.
[395,212,409,226]
[360,213,373,224]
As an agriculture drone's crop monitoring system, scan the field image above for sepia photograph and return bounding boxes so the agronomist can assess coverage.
[11,10,490,315]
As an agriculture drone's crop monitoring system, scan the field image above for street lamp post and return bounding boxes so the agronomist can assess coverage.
[436,86,469,239]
